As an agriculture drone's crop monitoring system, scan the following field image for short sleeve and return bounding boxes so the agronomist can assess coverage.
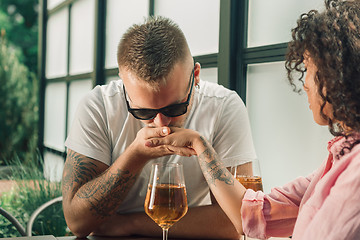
[212,92,257,167]
[65,86,111,165]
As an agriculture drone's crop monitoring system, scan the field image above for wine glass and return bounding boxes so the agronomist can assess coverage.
[231,158,263,191]
[144,163,188,240]
[231,159,263,240]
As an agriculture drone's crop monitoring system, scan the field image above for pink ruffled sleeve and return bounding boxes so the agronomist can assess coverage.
[241,175,312,239]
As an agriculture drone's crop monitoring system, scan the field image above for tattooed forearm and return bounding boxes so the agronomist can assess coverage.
[77,169,138,217]
[63,150,138,218]
[62,150,98,195]
[198,136,234,187]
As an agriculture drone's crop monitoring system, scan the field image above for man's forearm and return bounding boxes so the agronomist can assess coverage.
[94,204,241,239]
[63,168,139,237]
[62,149,144,237]
[75,168,138,216]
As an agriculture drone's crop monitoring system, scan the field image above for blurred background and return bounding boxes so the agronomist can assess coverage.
[0,0,38,167]
[0,0,332,237]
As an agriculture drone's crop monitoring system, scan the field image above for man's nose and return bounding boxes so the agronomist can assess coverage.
[153,113,171,127]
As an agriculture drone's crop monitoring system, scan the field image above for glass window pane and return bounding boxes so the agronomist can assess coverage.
[69,0,95,75]
[246,62,332,192]
[200,67,217,84]
[154,0,220,56]
[67,79,93,135]
[105,0,149,69]
[44,82,67,151]
[46,8,68,78]
[43,151,64,182]
[47,0,65,10]
[248,0,324,47]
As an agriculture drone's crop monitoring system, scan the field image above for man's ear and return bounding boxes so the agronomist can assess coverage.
[194,62,201,86]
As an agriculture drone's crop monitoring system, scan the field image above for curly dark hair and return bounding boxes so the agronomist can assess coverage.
[285,0,360,138]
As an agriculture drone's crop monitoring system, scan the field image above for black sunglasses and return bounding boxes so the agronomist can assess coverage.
[123,67,195,120]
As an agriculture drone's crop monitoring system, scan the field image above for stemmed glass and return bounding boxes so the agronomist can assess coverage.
[231,159,263,240]
[144,163,188,240]
[231,158,263,192]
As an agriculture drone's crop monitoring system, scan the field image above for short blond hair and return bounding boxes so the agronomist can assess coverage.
[117,16,190,84]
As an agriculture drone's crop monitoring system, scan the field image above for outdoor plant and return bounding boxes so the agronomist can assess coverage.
[0,32,38,166]
[0,156,71,237]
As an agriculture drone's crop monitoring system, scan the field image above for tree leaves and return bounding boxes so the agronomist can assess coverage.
[0,38,38,165]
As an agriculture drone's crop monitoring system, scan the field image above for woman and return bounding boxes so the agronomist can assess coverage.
[146,0,360,239]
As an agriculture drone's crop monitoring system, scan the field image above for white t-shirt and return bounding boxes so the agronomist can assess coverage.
[65,79,256,213]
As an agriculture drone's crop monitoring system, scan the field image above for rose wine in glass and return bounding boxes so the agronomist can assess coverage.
[231,158,263,191]
[232,159,263,239]
[144,163,188,240]
[235,175,263,192]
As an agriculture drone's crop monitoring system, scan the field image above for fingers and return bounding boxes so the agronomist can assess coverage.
[142,126,171,139]
[149,144,196,157]
[145,138,196,157]
[145,138,163,147]
[161,127,170,135]
[166,145,197,157]
[145,135,181,148]
[140,127,198,157]
[144,128,194,148]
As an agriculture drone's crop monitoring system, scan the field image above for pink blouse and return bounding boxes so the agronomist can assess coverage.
[241,135,360,239]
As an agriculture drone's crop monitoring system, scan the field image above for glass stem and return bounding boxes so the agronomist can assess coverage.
[163,228,169,240]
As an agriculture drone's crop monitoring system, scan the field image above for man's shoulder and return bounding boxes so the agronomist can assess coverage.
[199,80,237,99]
[85,80,124,104]
[93,79,123,98]
[197,80,240,105]
[74,80,126,120]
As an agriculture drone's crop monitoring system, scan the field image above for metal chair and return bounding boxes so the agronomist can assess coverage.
[0,206,26,236]
[26,196,63,236]
[0,196,63,236]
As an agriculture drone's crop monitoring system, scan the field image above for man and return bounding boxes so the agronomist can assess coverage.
[62,16,256,239]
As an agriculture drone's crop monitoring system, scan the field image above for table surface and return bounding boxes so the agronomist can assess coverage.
[2,235,290,240]
[57,235,290,240]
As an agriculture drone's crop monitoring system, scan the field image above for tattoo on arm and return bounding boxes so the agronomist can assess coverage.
[77,168,137,217]
[198,136,234,187]
[63,150,138,218]
[63,150,98,196]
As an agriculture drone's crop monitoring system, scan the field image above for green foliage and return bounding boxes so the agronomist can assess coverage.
[0,37,39,166]
[0,190,25,237]
[0,156,71,237]
[0,11,13,37]
[0,0,38,73]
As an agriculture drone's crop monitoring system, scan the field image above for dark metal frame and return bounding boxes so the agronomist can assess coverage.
[0,207,26,236]
[38,0,107,159]
[225,0,288,103]
[38,0,47,156]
